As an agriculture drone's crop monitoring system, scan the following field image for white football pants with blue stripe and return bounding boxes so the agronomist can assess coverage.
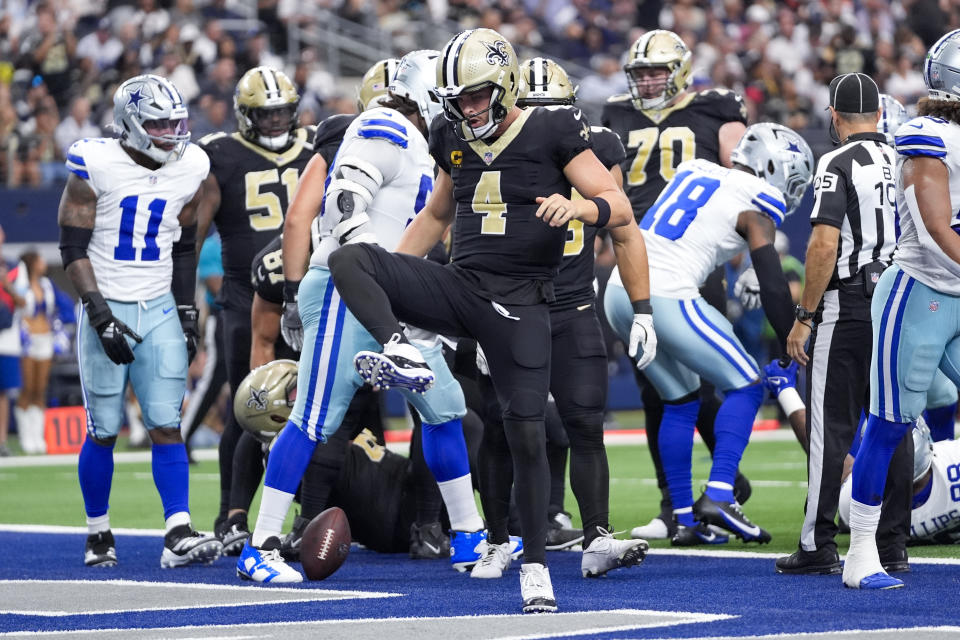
[870,265,960,423]
[290,266,465,442]
[78,292,188,439]
[604,284,760,399]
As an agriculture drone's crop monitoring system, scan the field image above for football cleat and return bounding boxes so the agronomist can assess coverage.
[354,334,435,394]
[84,530,117,568]
[450,528,488,572]
[519,563,557,613]
[734,471,752,505]
[545,515,584,551]
[775,547,841,575]
[671,521,729,547]
[280,514,311,562]
[218,512,251,557]
[237,537,303,583]
[470,540,515,579]
[630,516,673,540]
[410,521,451,560]
[160,525,223,568]
[581,528,648,578]
[694,494,771,543]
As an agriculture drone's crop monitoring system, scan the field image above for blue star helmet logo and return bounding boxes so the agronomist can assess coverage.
[787,141,801,153]
[127,87,146,110]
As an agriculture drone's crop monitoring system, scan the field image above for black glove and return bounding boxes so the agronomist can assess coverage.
[82,292,142,365]
[177,304,199,364]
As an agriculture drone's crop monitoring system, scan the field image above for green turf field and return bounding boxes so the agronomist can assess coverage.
[2,427,958,559]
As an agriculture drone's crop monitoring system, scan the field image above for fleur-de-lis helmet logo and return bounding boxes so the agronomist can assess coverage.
[483,40,511,67]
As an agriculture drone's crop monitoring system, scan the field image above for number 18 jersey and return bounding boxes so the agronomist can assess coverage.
[627,158,786,299]
[65,138,209,302]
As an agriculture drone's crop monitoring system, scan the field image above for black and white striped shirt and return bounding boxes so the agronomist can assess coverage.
[809,132,897,285]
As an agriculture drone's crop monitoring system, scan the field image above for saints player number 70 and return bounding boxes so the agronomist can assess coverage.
[114,195,166,262]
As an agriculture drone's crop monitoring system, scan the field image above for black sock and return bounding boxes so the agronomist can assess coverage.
[229,431,266,512]
[504,419,549,565]
[565,412,609,547]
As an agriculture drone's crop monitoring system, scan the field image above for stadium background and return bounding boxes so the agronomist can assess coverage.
[2,0,956,418]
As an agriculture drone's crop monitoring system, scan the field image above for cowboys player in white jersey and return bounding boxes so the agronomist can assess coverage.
[59,74,222,568]
[844,29,960,590]
[604,123,813,545]
[238,50,484,583]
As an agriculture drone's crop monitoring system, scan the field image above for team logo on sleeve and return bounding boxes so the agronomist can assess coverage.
[483,40,511,67]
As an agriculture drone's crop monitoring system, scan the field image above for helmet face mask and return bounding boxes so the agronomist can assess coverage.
[924,29,960,102]
[624,30,692,111]
[113,74,190,165]
[235,66,300,151]
[358,58,400,112]
[517,57,577,107]
[388,49,443,128]
[730,123,814,218]
[434,28,519,141]
[233,359,298,444]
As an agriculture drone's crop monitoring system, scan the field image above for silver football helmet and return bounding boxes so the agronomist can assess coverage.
[112,74,190,164]
[233,359,298,444]
[730,123,815,217]
[389,49,443,128]
[924,28,960,102]
[877,94,907,145]
[913,416,934,483]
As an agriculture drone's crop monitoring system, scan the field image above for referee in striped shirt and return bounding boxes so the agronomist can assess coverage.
[778,73,912,575]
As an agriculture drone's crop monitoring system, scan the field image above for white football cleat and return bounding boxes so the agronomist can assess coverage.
[843,538,903,590]
[630,516,671,540]
[581,528,648,578]
[355,334,435,393]
[237,538,303,583]
[519,563,557,613]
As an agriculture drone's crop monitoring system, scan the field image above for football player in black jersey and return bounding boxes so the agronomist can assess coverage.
[467,57,651,580]
[195,66,315,554]
[328,28,638,614]
[601,30,751,542]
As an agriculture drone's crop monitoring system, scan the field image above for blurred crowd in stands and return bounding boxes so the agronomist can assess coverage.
[1,0,957,188]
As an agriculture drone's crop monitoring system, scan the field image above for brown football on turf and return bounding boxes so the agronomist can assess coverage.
[301,506,351,580]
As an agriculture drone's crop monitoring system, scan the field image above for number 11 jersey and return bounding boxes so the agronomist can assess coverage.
[65,137,209,302]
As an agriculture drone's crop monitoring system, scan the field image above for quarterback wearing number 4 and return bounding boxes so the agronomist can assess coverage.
[59,75,222,568]
[605,123,814,545]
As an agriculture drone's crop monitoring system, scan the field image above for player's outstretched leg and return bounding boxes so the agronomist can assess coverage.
[355,333,435,393]
[581,528,648,578]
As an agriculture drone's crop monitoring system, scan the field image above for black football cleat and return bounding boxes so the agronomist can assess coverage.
[694,494,771,543]
[671,521,729,547]
[775,547,841,575]
[280,514,311,562]
[84,530,117,567]
[354,334,435,393]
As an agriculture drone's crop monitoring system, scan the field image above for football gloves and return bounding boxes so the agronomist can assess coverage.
[763,358,798,396]
[629,313,657,370]
[281,280,303,352]
[177,305,199,364]
[82,292,142,365]
[734,267,761,311]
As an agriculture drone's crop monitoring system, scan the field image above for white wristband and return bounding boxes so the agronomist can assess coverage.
[777,387,805,417]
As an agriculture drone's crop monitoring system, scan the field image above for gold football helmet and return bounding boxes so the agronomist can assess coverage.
[233,359,298,444]
[623,30,692,110]
[434,28,520,140]
[234,66,300,151]
[517,57,578,107]
[357,58,401,112]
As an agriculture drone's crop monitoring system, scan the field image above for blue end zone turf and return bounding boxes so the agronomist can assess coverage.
[0,530,956,637]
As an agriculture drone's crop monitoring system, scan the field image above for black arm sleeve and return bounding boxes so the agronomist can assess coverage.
[59,225,93,267]
[171,224,197,307]
[751,243,794,349]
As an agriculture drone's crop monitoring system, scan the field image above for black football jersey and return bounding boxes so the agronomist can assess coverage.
[314,113,355,167]
[602,89,746,220]
[252,235,283,304]
[553,126,626,310]
[199,127,315,311]
[430,105,591,304]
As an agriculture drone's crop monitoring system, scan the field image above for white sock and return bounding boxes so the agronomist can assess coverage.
[165,511,191,533]
[437,474,484,532]
[14,407,30,452]
[252,486,296,547]
[706,481,734,491]
[848,499,881,542]
[87,514,110,535]
[28,406,46,454]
